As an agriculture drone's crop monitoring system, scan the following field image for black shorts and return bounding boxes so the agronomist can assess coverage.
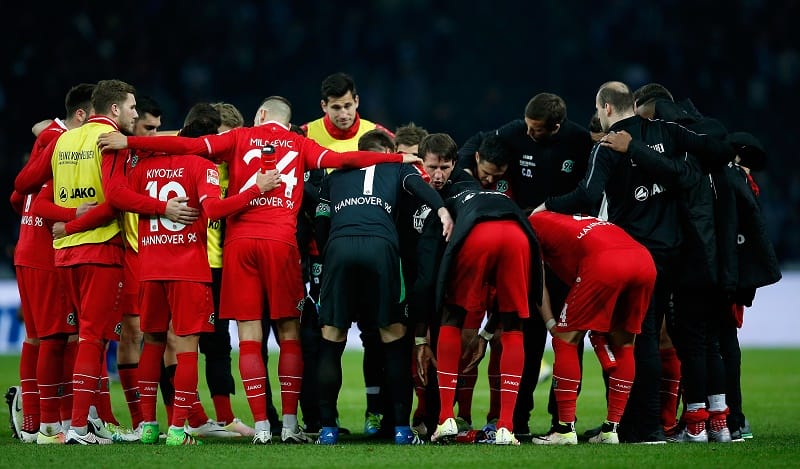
[319,236,406,331]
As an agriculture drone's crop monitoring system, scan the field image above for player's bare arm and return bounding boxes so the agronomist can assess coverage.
[401,153,424,165]
[437,207,454,241]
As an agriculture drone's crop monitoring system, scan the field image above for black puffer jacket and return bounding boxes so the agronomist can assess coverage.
[653,98,730,288]
[630,99,780,295]
[726,164,782,305]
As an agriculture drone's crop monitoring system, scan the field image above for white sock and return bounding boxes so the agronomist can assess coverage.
[40,422,61,436]
[255,420,270,432]
[283,414,298,429]
[707,394,727,412]
[72,425,89,436]
[686,402,706,412]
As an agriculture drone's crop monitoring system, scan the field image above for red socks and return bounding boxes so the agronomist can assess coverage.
[61,340,77,423]
[551,336,581,423]
[607,345,635,423]
[238,340,268,422]
[497,331,524,432]
[138,342,166,422]
[172,352,199,428]
[70,339,104,428]
[278,339,303,416]
[37,339,66,427]
[96,358,119,425]
[659,347,681,429]
[20,341,40,432]
[436,326,461,423]
[118,363,142,428]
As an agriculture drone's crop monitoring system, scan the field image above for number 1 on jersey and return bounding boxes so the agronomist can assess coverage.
[361,165,376,195]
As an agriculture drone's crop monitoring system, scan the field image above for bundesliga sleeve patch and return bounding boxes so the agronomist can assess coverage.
[207,168,220,185]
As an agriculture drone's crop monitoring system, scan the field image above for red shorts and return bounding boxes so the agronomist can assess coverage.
[139,280,214,336]
[62,264,124,342]
[120,248,140,316]
[219,238,305,322]
[554,247,656,333]
[461,286,498,329]
[15,266,76,338]
[447,220,531,325]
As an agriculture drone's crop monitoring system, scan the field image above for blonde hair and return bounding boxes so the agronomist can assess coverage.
[212,102,244,130]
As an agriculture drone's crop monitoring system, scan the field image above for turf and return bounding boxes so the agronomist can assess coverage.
[1,348,798,468]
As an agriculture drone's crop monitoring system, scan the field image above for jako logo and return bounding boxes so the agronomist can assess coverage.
[69,187,96,199]
[634,184,665,201]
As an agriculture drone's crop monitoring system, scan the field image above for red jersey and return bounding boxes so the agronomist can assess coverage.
[129,153,264,282]
[528,211,646,285]
[125,121,405,247]
[13,119,69,270]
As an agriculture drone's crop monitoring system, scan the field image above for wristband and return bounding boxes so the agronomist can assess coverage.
[545,318,556,331]
[478,329,494,341]
[414,337,428,346]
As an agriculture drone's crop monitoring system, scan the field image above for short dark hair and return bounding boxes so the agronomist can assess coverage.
[289,123,306,136]
[181,103,221,137]
[588,111,603,133]
[597,81,634,112]
[524,93,566,130]
[65,83,96,116]
[477,133,512,167]
[321,72,356,102]
[633,83,674,107]
[358,129,395,152]
[135,95,162,119]
[92,79,136,115]
[418,133,458,162]
[394,122,428,148]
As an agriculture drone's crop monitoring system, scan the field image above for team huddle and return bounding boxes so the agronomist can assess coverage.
[7,72,780,447]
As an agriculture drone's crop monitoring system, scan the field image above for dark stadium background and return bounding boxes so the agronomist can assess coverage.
[2,1,798,276]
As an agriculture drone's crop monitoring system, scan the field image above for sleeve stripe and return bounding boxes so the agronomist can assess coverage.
[315,149,330,168]
[584,144,602,186]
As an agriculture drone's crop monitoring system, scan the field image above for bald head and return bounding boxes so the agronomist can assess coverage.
[595,81,635,132]
[255,95,292,126]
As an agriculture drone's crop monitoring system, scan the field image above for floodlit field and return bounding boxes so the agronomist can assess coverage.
[1,348,798,468]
